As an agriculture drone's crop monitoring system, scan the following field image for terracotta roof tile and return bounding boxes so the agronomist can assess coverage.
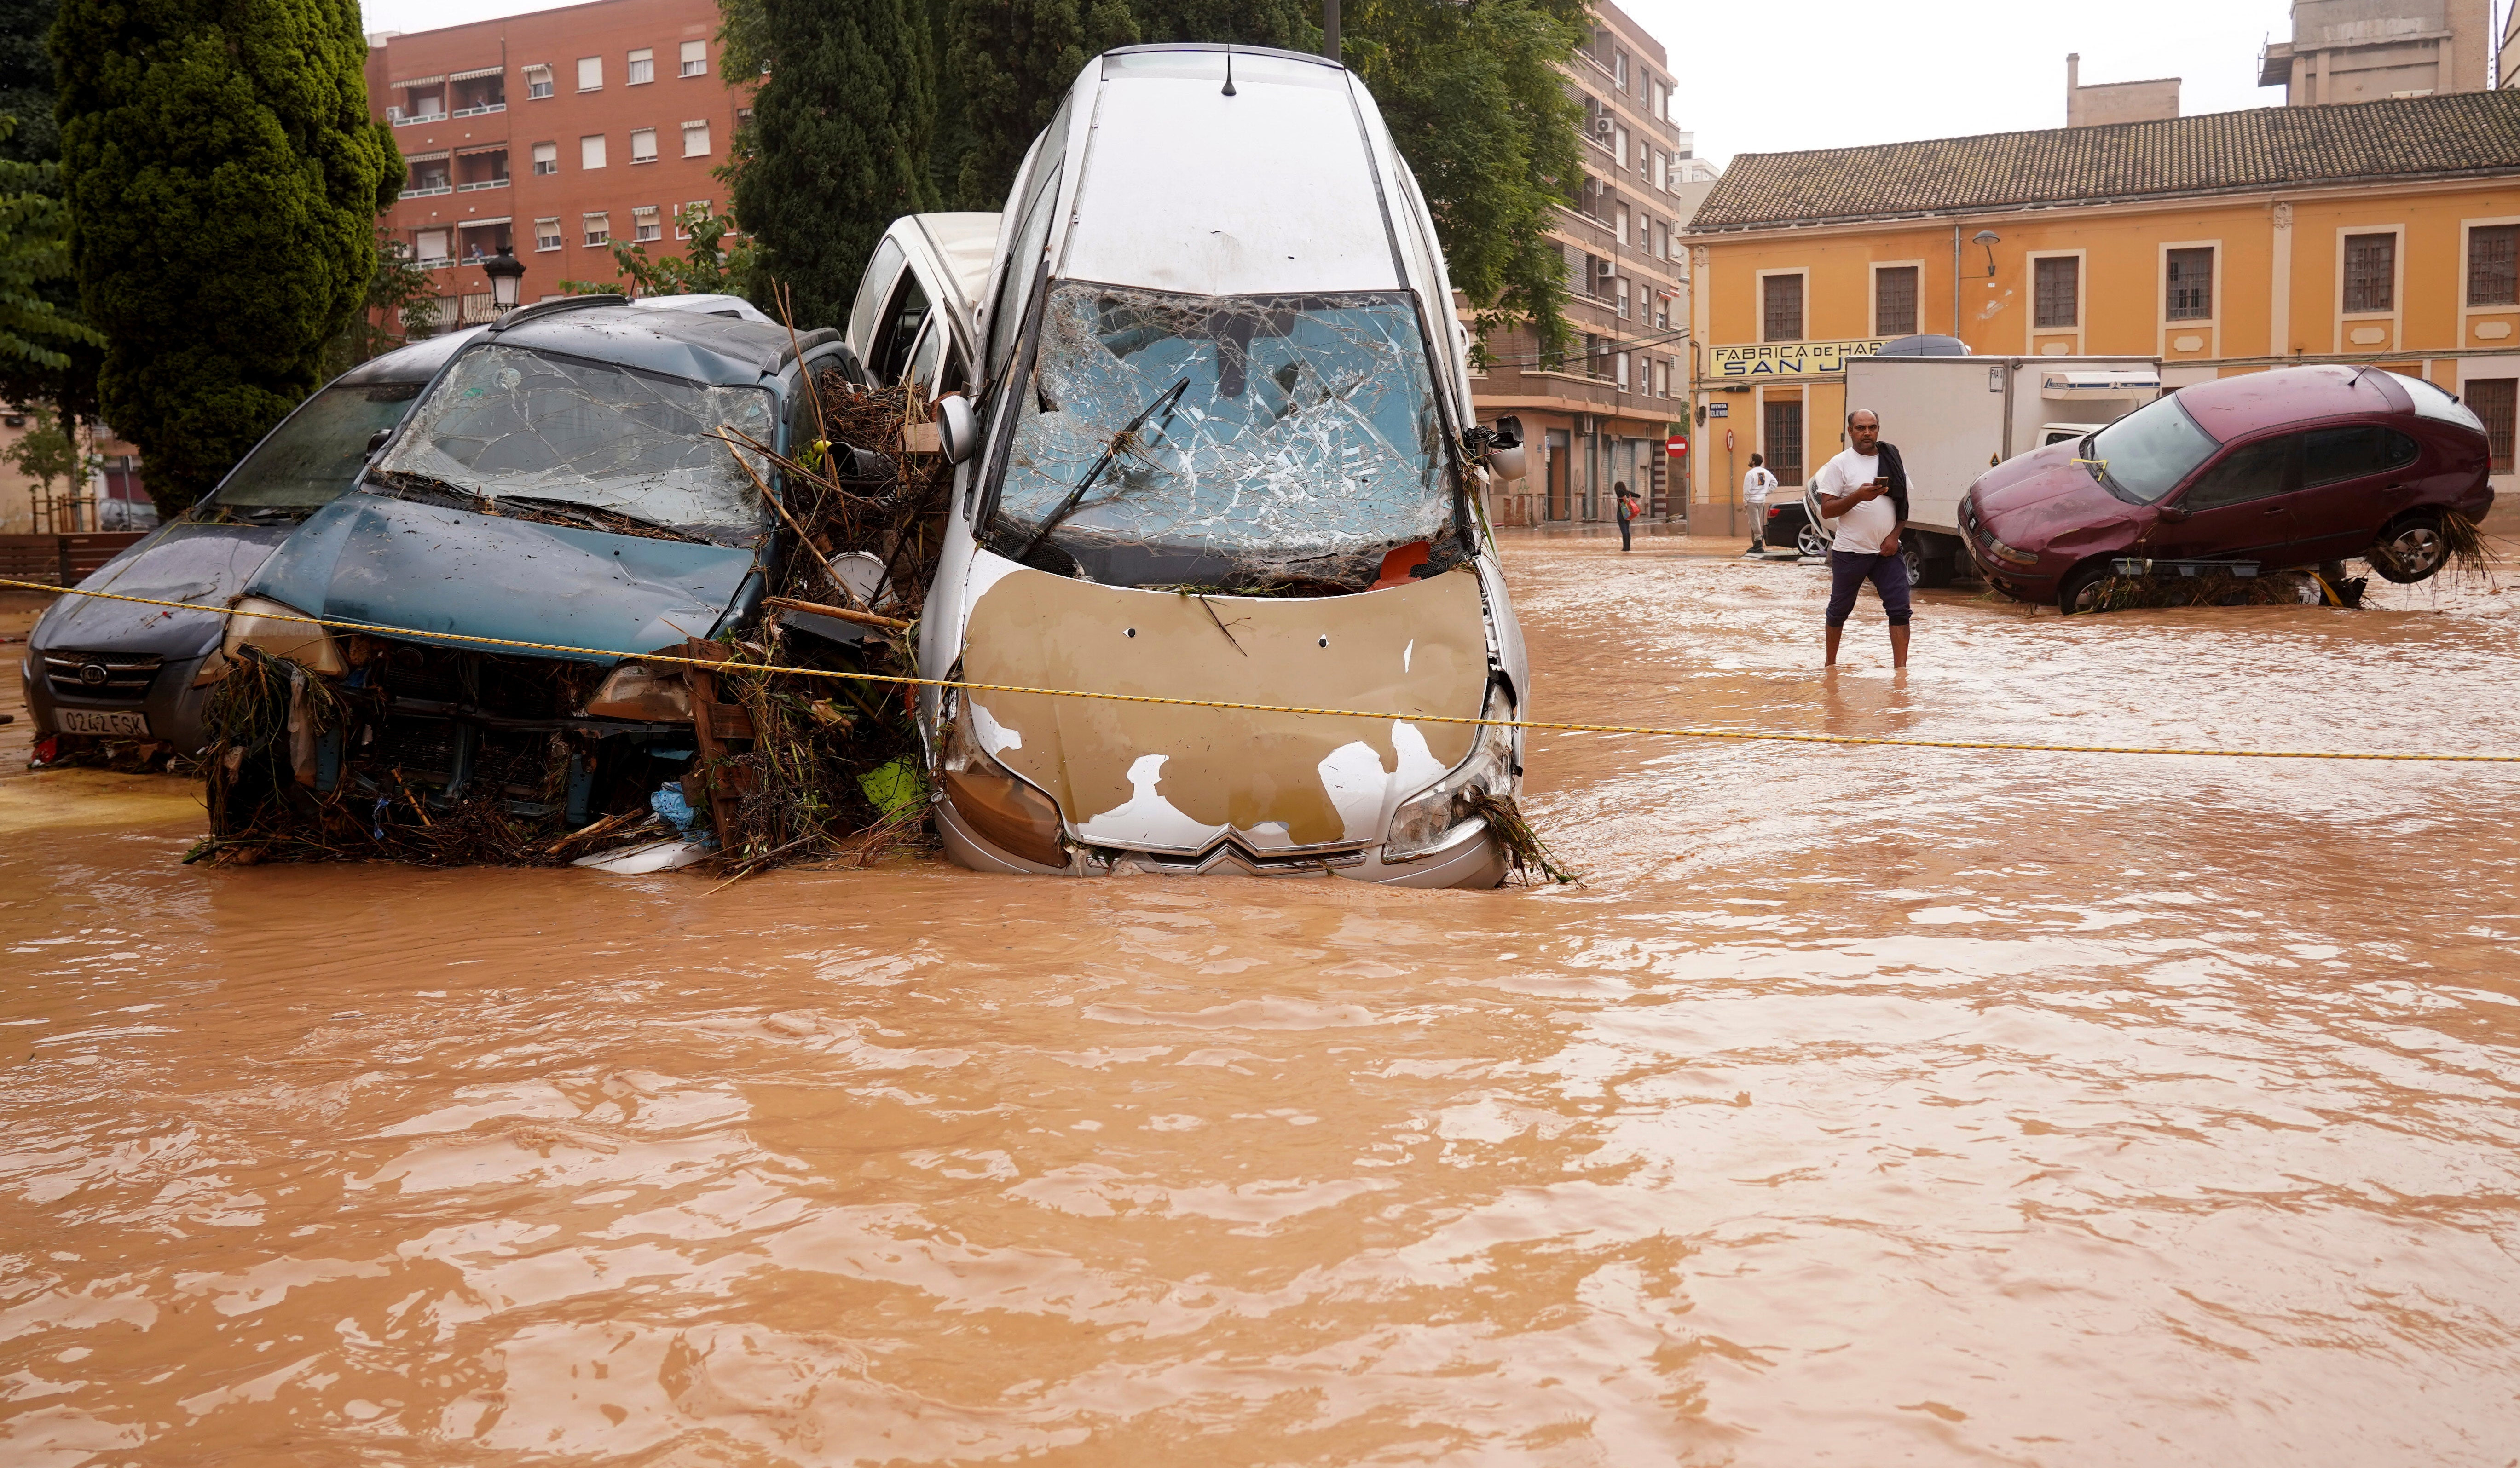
[1687,91,2520,233]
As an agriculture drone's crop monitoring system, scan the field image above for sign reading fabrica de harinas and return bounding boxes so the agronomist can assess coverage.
[1710,339,1890,378]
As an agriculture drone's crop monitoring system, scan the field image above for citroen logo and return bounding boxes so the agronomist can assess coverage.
[77,662,110,686]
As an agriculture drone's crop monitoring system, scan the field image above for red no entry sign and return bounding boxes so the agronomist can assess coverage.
[1666,436,1688,455]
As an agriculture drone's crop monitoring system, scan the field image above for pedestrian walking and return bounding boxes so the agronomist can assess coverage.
[1614,482,1640,551]
[1814,409,1912,668]
[1741,453,1778,557]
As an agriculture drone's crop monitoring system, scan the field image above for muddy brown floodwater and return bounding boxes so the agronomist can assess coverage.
[6,537,2520,1466]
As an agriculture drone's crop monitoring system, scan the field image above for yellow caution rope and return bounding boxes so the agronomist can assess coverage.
[8,575,2517,764]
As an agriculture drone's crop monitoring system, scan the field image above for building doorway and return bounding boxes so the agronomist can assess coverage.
[1546,429,1571,521]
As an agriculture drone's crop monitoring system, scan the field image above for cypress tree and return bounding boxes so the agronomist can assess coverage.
[947,0,1138,210]
[732,0,940,329]
[1130,0,1317,48]
[52,0,398,514]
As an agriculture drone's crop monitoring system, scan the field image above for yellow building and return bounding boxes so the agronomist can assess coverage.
[1679,90,2520,529]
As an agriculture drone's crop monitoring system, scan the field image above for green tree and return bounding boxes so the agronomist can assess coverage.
[318,228,439,380]
[52,0,401,516]
[560,204,760,299]
[0,0,58,166]
[728,0,939,329]
[1345,0,1586,362]
[946,0,1138,209]
[0,118,97,372]
[1129,0,1317,47]
[0,400,92,519]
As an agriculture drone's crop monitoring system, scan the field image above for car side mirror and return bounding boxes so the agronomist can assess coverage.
[935,393,976,465]
[364,428,393,456]
[1484,414,1528,482]
[2156,505,2191,523]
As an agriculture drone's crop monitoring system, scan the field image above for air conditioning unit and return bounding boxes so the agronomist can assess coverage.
[386,105,403,121]
[1595,260,1616,279]
[1594,116,1614,136]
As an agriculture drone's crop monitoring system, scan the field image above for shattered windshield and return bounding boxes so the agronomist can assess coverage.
[215,382,420,509]
[373,343,776,543]
[986,282,1457,588]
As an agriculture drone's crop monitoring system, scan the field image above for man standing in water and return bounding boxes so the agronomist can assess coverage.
[1741,452,1777,557]
[1815,409,1911,668]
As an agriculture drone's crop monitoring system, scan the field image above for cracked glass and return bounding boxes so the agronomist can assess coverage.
[376,343,775,543]
[986,283,1458,588]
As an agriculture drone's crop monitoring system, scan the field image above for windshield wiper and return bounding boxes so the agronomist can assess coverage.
[369,467,491,512]
[1017,376,1191,564]
[498,495,708,544]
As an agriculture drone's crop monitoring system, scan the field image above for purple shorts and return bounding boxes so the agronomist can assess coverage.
[1826,550,1912,627]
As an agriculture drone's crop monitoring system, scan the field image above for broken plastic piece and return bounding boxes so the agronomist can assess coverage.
[572,837,716,873]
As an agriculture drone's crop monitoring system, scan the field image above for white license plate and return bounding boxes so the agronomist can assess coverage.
[60,709,151,738]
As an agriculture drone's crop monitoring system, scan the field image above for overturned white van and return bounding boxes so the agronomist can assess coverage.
[907,44,1529,887]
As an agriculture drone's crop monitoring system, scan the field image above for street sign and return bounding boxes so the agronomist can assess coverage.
[1706,402,1729,418]
[1666,436,1687,455]
[1724,429,1735,451]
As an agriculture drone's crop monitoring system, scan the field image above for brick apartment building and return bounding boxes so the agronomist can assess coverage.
[363,0,747,329]
[1470,1,1713,528]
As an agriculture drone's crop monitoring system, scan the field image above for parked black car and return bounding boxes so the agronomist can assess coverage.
[23,328,485,762]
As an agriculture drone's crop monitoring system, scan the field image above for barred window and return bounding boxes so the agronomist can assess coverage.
[1763,273,1803,343]
[2344,233,2395,313]
[1874,266,1918,337]
[1762,399,1804,485]
[2469,378,2515,474]
[2166,247,2213,321]
[2034,256,2079,328]
[2468,225,2517,307]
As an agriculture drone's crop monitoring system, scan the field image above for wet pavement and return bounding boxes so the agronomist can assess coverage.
[5,542,2520,1465]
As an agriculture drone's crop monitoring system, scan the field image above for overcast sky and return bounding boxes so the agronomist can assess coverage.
[364,0,2324,165]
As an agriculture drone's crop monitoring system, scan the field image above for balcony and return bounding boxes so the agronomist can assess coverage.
[416,256,456,270]
[403,183,453,197]
[450,101,507,119]
[393,110,445,128]
[456,177,509,192]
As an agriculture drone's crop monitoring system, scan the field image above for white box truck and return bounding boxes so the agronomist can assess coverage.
[1838,354,2160,585]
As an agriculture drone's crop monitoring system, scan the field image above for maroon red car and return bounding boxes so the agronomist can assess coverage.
[1960,366,2493,612]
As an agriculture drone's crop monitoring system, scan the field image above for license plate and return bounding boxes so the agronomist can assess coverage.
[60,709,151,738]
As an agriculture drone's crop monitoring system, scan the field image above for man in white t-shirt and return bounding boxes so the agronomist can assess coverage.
[1813,409,1911,668]
[1740,454,1778,556]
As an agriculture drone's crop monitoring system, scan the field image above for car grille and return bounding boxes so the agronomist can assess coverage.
[42,651,165,704]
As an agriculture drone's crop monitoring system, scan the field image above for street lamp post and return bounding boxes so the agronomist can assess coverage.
[482,248,526,315]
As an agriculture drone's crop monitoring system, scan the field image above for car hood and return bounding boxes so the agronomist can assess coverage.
[1972,448,2150,556]
[959,560,1490,852]
[244,493,763,663]
[33,518,297,660]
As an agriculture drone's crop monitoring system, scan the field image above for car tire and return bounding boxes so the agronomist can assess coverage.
[2058,559,2115,615]
[2367,511,2449,584]
[1796,523,1829,559]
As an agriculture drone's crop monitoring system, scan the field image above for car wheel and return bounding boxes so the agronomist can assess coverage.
[2058,560,2116,615]
[2367,512,2448,584]
[1900,541,1928,585]
[1796,523,1829,558]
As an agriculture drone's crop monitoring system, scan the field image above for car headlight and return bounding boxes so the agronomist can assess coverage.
[1385,694,1520,860]
[223,596,346,676]
[1978,532,2038,566]
[940,695,1068,868]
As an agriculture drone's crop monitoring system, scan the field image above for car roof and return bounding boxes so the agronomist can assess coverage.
[480,298,799,385]
[335,325,489,386]
[2173,364,2401,441]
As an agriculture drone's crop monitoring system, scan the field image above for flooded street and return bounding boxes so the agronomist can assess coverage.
[6,537,2520,1465]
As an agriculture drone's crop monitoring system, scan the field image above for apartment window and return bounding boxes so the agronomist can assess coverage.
[576,56,601,91]
[415,227,449,263]
[1655,358,1670,397]
[627,48,653,85]
[580,133,606,169]
[1614,275,1630,320]
[2469,378,2515,472]
[735,106,753,131]
[1614,125,1629,169]
[2034,256,2079,328]
[531,141,557,175]
[1875,265,1919,337]
[523,64,553,99]
[1763,399,1804,485]
[633,205,662,242]
[630,127,658,163]
[1653,220,1668,259]
[534,217,561,251]
[2166,247,2213,320]
[1614,202,1628,246]
[680,40,707,77]
[676,200,711,237]
[1650,80,1663,118]
[1763,274,1803,342]
[1614,50,1627,89]
[2344,233,2395,313]
[682,119,711,157]
[2469,225,2518,306]
[583,211,610,247]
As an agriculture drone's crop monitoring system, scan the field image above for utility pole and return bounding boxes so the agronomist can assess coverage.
[1324,0,1340,62]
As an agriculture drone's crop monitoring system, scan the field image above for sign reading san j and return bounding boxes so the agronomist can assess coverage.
[1711,339,1890,378]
